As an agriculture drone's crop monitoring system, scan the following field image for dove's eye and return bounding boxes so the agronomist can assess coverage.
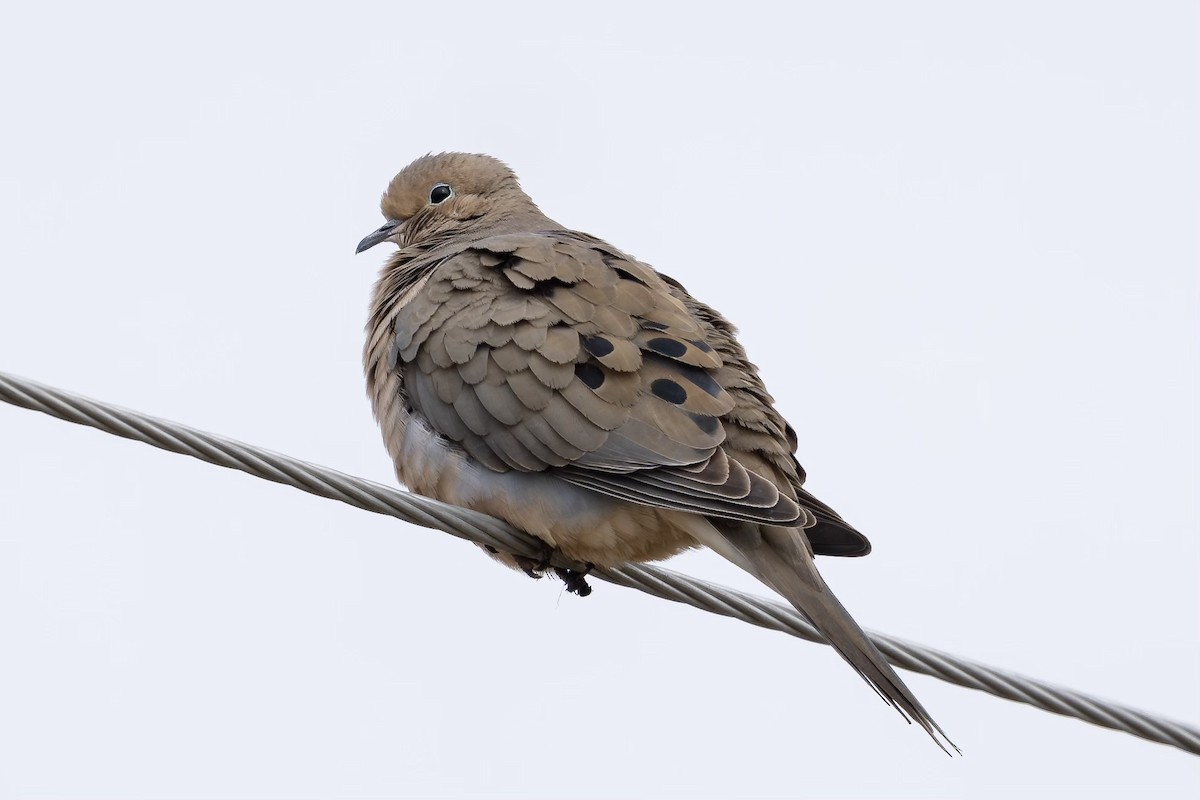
[429,183,454,204]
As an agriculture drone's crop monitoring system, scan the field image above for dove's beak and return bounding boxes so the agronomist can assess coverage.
[356,219,405,254]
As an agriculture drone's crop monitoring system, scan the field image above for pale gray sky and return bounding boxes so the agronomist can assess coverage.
[1,2,1197,797]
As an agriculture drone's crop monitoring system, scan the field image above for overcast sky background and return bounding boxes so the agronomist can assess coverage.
[1,2,1197,798]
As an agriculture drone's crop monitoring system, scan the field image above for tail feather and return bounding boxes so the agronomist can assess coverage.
[691,520,959,754]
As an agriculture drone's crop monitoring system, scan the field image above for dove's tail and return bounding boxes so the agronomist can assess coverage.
[689,519,959,755]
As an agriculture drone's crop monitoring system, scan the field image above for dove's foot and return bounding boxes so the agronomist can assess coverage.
[513,541,555,579]
[555,563,594,597]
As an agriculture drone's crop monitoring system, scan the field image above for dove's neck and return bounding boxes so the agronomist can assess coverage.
[460,192,560,241]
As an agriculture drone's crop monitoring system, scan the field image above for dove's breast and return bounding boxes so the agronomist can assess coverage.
[364,268,433,473]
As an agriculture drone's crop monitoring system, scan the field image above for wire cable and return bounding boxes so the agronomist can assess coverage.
[1,369,1196,757]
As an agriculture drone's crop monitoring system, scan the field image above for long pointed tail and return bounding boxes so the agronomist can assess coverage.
[691,520,958,754]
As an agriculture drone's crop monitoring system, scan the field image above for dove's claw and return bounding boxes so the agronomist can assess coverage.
[555,563,594,597]
[513,542,556,579]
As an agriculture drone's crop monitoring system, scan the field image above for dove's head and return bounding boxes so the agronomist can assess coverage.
[356,152,544,253]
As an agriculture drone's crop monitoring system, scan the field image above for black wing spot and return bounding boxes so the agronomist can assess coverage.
[582,335,615,357]
[689,339,714,353]
[575,362,605,389]
[689,412,721,435]
[678,365,723,397]
[646,337,688,358]
[536,278,575,296]
[641,320,669,331]
[650,378,687,404]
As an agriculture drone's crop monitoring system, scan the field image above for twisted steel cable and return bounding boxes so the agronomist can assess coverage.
[1,369,1197,757]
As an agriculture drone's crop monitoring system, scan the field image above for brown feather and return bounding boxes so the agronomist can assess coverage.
[518,415,587,462]
[541,394,608,452]
[511,321,547,350]
[457,347,490,385]
[559,380,632,431]
[505,369,553,411]
[527,351,574,390]
[538,325,581,364]
[491,340,531,373]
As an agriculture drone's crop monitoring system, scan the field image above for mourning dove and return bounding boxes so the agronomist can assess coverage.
[358,153,954,751]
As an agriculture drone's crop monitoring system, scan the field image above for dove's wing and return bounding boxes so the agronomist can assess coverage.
[389,231,810,527]
[661,276,873,557]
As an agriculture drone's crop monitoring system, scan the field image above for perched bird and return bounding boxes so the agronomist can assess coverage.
[358,152,954,751]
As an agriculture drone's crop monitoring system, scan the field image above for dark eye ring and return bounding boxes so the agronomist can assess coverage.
[429,183,454,204]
